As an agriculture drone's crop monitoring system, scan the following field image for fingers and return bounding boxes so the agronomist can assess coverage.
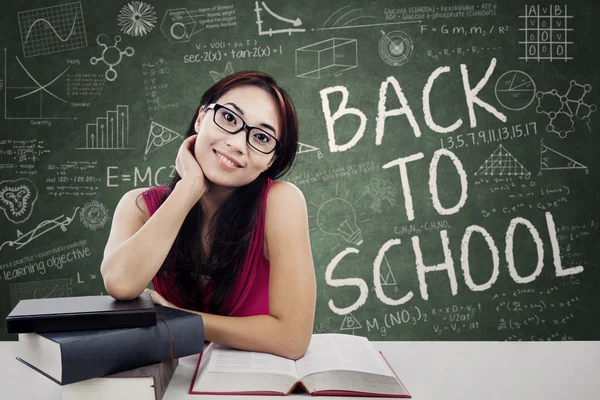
[177,135,196,157]
[176,135,199,179]
[181,134,197,150]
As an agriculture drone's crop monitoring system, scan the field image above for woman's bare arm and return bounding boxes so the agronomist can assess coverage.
[100,179,202,300]
[102,135,207,300]
[156,181,317,360]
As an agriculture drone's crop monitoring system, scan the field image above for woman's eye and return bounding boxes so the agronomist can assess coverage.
[223,112,236,124]
[254,133,270,143]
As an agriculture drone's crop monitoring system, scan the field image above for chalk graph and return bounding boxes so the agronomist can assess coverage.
[255,1,305,36]
[4,49,74,120]
[17,2,88,58]
[10,279,73,309]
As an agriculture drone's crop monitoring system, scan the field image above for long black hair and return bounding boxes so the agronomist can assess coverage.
[156,71,298,314]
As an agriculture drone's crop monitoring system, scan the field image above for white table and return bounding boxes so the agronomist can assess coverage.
[1,341,599,399]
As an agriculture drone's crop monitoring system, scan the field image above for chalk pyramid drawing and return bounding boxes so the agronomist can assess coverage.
[475,145,530,177]
[340,313,362,331]
[145,121,181,156]
[380,255,397,285]
[540,143,587,170]
[297,142,319,154]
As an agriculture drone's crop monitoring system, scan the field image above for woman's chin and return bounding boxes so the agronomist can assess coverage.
[203,170,255,190]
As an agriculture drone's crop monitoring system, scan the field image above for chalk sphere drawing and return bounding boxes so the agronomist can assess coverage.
[379,30,413,66]
[79,200,109,231]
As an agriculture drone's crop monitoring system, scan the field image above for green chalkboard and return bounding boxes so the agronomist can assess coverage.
[0,0,598,341]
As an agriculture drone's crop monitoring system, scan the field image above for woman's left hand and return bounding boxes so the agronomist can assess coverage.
[143,288,176,308]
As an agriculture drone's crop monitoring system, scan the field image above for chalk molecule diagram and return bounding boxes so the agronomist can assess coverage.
[90,34,134,81]
[535,80,596,138]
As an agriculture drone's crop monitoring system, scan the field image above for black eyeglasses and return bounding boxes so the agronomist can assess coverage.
[205,103,281,154]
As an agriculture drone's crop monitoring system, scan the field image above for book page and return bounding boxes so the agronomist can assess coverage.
[333,334,393,376]
[206,343,297,377]
[296,334,393,379]
[295,335,344,378]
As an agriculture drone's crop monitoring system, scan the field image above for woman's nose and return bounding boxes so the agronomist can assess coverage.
[225,130,247,153]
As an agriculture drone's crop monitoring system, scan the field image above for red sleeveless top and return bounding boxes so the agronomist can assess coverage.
[141,179,273,317]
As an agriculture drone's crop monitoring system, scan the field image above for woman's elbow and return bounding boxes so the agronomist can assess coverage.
[284,330,312,361]
[102,271,140,301]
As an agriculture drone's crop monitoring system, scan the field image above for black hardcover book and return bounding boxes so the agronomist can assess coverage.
[16,305,204,385]
[5,293,156,334]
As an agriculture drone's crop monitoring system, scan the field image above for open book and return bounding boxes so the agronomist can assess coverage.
[189,333,411,397]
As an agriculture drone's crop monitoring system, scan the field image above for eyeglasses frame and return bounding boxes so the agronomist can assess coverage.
[205,103,282,155]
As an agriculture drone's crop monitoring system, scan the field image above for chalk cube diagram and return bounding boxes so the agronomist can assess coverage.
[295,38,357,79]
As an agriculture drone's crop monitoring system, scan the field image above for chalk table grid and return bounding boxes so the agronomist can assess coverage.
[1,341,599,400]
[519,4,573,62]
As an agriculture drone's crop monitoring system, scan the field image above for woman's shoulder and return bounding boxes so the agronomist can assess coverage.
[262,181,308,261]
[266,180,305,206]
[264,180,307,223]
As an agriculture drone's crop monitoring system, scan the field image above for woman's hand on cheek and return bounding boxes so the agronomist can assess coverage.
[175,134,209,199]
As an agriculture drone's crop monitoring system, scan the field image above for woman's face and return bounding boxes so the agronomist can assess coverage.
[193,85,280,188]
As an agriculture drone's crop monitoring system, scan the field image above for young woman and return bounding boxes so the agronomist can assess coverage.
[100,71,316,360]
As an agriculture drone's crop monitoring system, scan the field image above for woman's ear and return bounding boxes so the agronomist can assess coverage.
[195,106,205,133]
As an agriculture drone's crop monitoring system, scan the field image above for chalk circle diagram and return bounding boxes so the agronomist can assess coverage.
[540,140,589,175]
[118,1,157,37]
[379,30,413,66]
[79,200,109,231]
[0,179,38,224]
[90,34,134,82]
[475,145,531,178]
[17,2,88,58]
[495,70,536,111]
[160,9,204,43]
[145,122,181,156]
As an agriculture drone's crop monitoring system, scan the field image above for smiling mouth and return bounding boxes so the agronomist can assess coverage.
[214,150,242,168]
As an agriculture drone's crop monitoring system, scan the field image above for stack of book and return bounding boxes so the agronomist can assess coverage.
[5,293,204,400]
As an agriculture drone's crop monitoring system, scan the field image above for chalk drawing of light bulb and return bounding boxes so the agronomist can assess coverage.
[316,198,363,246]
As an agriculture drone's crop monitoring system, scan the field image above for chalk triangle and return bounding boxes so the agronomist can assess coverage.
[340,313,363,331]
[145,122,181,156]
[475,145,530,176]
[380,255,397,285]
[297,142,319,154]
[540,144,587,170]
